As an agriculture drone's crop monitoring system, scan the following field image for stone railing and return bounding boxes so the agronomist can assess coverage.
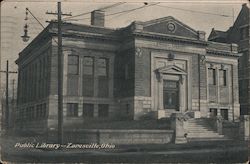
[170,113,188,144]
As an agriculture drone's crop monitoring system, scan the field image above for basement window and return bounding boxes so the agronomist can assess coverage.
[67,103,78,117]
[98,104,109,118]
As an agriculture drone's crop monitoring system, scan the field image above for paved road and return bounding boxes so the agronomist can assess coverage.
[1,147,248,163]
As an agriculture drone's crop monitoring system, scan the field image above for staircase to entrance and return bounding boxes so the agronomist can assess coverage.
[186,118,228,141]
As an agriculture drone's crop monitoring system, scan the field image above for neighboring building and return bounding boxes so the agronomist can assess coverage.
[208,3,250,115]
[15,10,240,133]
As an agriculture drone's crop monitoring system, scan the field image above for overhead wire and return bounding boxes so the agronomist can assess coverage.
[66,2,160,21]
[107,2,160,21]
[99,2,126,11]
[156,4,232,17]
[63,2,126,21]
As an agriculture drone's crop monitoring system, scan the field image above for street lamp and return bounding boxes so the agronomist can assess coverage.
[21,8,30,42]
[21,24,30,42]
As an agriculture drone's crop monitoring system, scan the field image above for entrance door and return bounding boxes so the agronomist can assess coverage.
[163,80,179,111]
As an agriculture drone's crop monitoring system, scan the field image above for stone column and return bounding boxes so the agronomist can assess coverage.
[170,113,187,144]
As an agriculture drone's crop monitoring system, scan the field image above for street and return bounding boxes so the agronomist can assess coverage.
[0,134,249,163]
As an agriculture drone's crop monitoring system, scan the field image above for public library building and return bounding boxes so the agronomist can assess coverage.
[15,10,241,132]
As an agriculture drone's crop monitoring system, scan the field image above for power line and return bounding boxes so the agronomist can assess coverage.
[99,2,126,11]
[67,2,160,21]
[63,2,126,21]
[107,2,160,22]
[156,5,232,18]
[108,2,160,17]
[25,8,58,44]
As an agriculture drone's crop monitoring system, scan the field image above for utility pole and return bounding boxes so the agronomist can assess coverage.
[0,65,17,132]
[12,79,15,103]
[46,2,71,144]
[5,61,9,130]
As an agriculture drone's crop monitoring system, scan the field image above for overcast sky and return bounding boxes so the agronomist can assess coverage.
[0,0,248,72]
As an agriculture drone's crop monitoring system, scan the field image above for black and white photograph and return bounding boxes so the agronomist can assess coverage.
[0,0,249,163]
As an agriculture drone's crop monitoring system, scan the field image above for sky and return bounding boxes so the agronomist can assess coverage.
[0,0,248,80]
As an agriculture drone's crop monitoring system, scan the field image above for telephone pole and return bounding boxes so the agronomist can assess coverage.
[12,79,15,103]
[5,61,9,130]
[46,2,71,144]
[0,61,18,131]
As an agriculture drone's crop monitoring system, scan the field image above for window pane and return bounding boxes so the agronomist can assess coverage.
[97,58,108,76]
[83,57,94,75]
[208,68,216,85]
[98,77,109,97]
[68,55,79,75]
[221,109,228,120]
[219,70,227,86]
[83,103,94,117]
[68,55,79,64]
[68,65,78,75]
[209,108,217,117]
[82,76,94,97]
[98,104,109,117]
[67,103,78,117]
[67,76,78,96]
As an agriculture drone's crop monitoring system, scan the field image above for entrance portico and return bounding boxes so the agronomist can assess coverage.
[154,64,187,117]
[150,51,193,118]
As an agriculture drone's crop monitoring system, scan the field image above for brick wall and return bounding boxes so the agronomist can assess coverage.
[134,48,151,97]
[192,55,199,100]
[114,48,135,97]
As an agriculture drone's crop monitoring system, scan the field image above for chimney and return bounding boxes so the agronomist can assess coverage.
[91,10,105,27]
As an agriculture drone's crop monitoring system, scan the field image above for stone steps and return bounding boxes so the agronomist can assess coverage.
[187,137,231,142]
[186,119,226,141]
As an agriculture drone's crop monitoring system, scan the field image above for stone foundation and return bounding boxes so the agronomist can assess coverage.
[47,129,174,144]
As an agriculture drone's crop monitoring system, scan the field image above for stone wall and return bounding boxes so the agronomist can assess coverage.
[133,96,152,120]
[48,129,174,144]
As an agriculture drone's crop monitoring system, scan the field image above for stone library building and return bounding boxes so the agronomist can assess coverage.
[15,10,241,133]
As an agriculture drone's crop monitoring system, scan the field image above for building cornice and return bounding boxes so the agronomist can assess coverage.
[49,29,120,42]
[132,31,207,46]
[206,49,241,57]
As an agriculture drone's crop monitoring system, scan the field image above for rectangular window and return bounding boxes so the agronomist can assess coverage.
[68,55,79,75]
[98,77,109,97]
[83,57,94,97]
[219,70,227,86]
[83,57,94,75]
[97,58,108,77]
[98,104,109,118]
[98,58,109,97]
[208,68,216,85]
[83,103,94,118]
[67,103,78,117]
[221,109,228,120]
[209,108,217,117]
[67,76,79,96]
